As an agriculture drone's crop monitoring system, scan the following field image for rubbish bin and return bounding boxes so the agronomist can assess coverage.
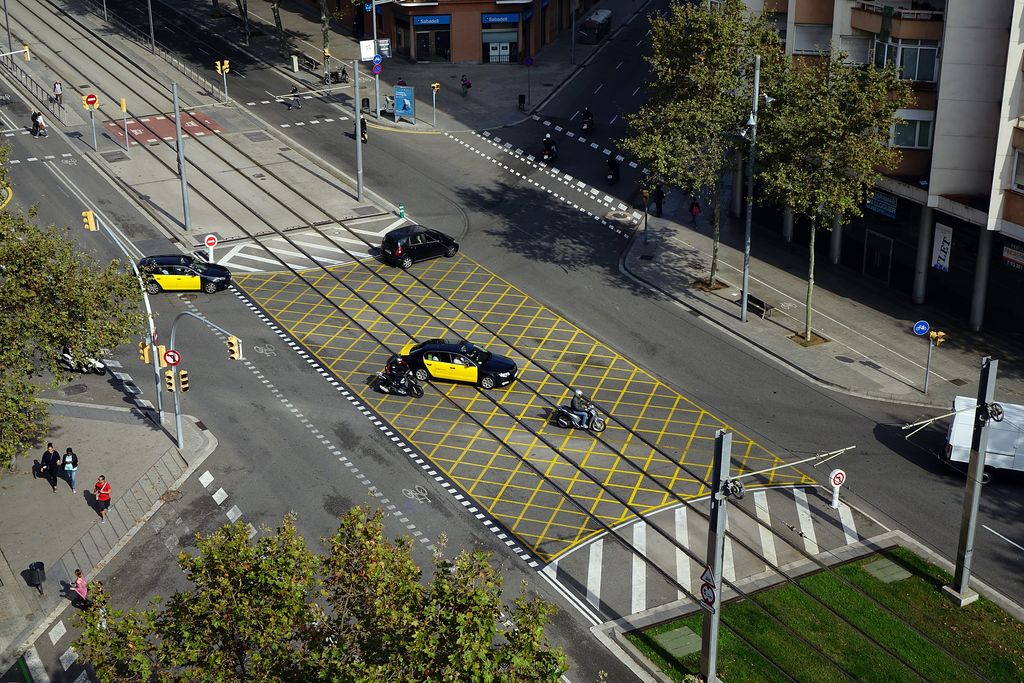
[27,561,45,594]
[361,97,370,110]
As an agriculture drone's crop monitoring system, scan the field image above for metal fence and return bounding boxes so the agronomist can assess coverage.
[0,54,68,125]
[78,0,216,96]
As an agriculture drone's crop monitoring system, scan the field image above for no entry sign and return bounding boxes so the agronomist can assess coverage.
[85,93,98,107]
[204,234,218,248]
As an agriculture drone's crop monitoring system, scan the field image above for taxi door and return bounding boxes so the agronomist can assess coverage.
[422,351,450,379]
[448,353,479,384]
[175,265,202,291]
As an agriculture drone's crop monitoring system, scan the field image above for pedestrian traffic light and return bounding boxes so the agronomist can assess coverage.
[164,370,176,392]
[215,60,223,74]
[222,60,229,73]
[138,341,150,363]
[22,45,29,61]
[642,189,650,204]
[323,47,330,59]
[82,210,96,231]
[930,330,947,347]
[431,82,440,93]
[179,370,190,392]
[226,335,241,360]
[155,344,167,367]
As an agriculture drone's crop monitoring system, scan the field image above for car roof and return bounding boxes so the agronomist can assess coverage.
[384,225,429,239]
[140,254,194,264]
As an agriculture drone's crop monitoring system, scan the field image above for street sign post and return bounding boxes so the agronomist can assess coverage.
[913,320,930,336]
[828,468,846,509]
[84,93,99,150]
[524,56,534,106]
[163,349,181,367]
[85,93,98,107]
[372,63,382,75]
[204,234,218,262]
[372,54,382,65]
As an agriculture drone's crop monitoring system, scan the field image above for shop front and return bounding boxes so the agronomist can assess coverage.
[412,15,451,62]
[481,13,520,63]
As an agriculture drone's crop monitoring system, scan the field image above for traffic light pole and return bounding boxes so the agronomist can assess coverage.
[944,357,999,606]
[167,312,242,449]
[354,61,364,201]
[371,0,380,119]
[171,83,193,231]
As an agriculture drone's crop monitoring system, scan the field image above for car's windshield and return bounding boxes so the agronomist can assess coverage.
[462,344,491,364]
[191,261,216,275]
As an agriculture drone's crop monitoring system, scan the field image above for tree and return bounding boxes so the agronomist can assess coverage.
[756,55,910,341]
[75,508,569,682]
[0,202,143,469]
[622,0,783,287]
[234,0,251,46]
[270,0,286,57]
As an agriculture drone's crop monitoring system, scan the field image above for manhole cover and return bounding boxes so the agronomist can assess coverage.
[835,356,855,364]
[243,131,272,143]
[605,210,633,224]
[63,384,88,396]
[100,151,129,163]
[160,490,182,502]
[949,378,968,386]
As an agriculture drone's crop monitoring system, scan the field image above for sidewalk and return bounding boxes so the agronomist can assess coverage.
[0,400,217,671]
[622,189,1024,409]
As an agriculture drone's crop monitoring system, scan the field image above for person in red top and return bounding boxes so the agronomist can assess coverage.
[94,475,112,523]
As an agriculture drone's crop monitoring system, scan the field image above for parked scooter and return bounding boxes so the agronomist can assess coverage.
[59,348,106,375]
[324,67,349,85]
[552,403,606,433]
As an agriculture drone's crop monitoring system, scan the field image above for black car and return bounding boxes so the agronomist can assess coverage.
[138,254,232,294]
[399,339,518,389]
[380,225,459,269]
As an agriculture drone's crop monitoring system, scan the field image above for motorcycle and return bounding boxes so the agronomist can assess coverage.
[582,117,593,133]
[606,159,619,186]
[373,371,424,398]
[552,404,606,433]
[324,68,349,85]
[60,350,106,375]
[542,141,558,164]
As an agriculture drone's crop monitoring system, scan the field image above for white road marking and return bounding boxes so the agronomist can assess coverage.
[793,488,819,553]
[675,507,690,599]
[586,539,603,609]
[983,525,1024,553]
[615,60,623,69]
[594,84,603,94]
[754,490,778,567]
[23,647,49,682]
[609,114,618,124]
[838,502,859,545]
[212,487,228,505]
[723,517,736,583]
[632,522,646,613]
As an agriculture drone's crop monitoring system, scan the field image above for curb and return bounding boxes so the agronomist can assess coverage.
[617,230,949,410]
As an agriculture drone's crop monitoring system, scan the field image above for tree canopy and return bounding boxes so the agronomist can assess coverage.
[74,507,569,682]
[622,0,784,285]
[0,188,143,468]
[756,54,910,339]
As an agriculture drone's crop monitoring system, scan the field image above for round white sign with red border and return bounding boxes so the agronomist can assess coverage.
[829,468,846,488]
[163,349,181,366]
[204,234,218,248]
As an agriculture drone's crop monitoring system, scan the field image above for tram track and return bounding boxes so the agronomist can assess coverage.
[7,4,993,678]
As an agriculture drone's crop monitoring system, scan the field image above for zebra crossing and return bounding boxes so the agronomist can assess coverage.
[548,485,887,622]
[210,215,410,273]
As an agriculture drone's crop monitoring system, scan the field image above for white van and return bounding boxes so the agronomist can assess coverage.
[945,395,1024,473]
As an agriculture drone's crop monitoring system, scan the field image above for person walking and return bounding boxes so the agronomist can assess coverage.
[460,74,471,96]
[287,85,301,110]
[41,443,61,493]
[689,198,701,226]
[35,112,48,138]
[62,447,79,493]
[654,184,665,217]
[52,81,63,106]
[94,475,112,523]
[71,569,89,609]
[30,110,40,137]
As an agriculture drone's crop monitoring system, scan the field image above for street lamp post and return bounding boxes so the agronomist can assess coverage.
[2,0,12,55]
[739,54,760,323]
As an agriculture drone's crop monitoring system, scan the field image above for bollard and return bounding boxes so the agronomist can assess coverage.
[399,203,405,218]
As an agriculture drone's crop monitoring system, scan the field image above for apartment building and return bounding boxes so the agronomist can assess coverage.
[745,0,1024,335]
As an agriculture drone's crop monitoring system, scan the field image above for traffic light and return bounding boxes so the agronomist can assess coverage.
[179,370,190,392]
[431,82,441,93]
[323,47,330,59]
[930,330,947,347]
[22,45,29,61]
[222,60,229,73]
[226,335,241,360]
[155,345,167,367]
[81,95,89,110]
[215,60,230,74]
[642,189,651,204]
[82,210,96,232]
[215,60,223,74]
[138,341,151,363]
[164,370,176,392]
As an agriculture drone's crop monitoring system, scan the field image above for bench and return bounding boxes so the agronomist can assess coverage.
[744,294,774,320]
[296,54,322,73]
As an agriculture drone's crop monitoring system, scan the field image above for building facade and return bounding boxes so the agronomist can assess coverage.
[744,0,1024,336]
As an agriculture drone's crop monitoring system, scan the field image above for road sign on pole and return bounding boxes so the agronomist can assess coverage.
[372,54,382,65]
[913,320,930,336]
[85,92,98,107]
[372,63,382,75]
[163,349,181,366]
[829,468,846,509]
[205,234,218,262]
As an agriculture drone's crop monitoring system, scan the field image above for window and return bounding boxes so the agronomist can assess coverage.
[890,109,934,149]
[839,35,871,65]
[874,39,939,82]
[793,24,832,55]
[1013,151,1024,191]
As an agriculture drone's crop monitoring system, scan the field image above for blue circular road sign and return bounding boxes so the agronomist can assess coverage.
[913,320,930,336]
[363,2,371,11]
[372,63,382,74]
[524,56,534,66]
[373,54,382,65]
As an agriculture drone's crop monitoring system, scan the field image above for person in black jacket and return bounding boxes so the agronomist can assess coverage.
[40,443,61,493]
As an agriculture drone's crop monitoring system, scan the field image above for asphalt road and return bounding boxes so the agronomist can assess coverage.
[7,0,1024,680]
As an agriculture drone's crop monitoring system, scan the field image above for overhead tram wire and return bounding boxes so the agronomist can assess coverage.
[25,4,995,678]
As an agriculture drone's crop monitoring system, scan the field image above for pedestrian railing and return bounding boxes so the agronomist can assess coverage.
[78,0,217,97]
[0,55,68,125]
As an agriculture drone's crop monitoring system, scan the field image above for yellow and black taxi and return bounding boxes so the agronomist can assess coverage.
[138,255,232,294]
[399,339,518,389]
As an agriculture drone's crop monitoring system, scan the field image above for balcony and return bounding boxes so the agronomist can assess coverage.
[851,1,944,41]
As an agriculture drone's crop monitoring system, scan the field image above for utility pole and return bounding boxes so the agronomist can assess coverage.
[700,430,733,682]
[354,61,364,201]
[171,83,192,231]
[371,0,381,119]
[145,0,156,52]
[739,54,760,323]
[944,357,1000,606]
[2,0,12,54]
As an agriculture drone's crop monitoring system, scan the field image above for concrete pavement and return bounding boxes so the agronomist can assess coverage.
[0,394,217,673]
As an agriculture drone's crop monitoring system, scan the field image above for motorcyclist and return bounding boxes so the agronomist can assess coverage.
[581,107,594,128]
[606,156,620,182]
[570,389,592,429]
[384,354,413,388]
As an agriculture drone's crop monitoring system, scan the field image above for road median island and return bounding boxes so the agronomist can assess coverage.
[626,546,1024,682]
